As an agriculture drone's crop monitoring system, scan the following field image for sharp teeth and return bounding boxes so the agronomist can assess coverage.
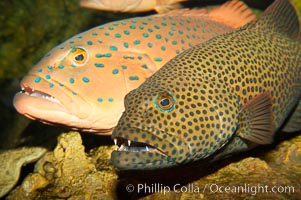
[128,140,131,146]
[114,138,117,145]
[146,146,149,151]
[118,144,124,151]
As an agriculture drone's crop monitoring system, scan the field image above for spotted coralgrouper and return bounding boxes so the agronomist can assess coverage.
[13,1,255,134]
[80,0,186,13]
[111,0,301,170]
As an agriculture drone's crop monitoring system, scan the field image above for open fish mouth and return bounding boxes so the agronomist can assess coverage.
[113,137,168,157]
[19,85,61,104]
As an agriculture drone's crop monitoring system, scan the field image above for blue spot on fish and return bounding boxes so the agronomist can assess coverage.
[97,98,103,103]
[72,91,77,95]
[129,76,139,80]
[59,83,64,86]
[112,69,119,74]
[70,47,76,53]
[133,40,140,45]
[110,46,118,51]
[58,65,64,69]
[37,68,42,72]
[115,33,121,38]
[122,65,127,69]
[45,75,51,79]
[108,98,113,102]
[82,77,90,83]
[49,83,54,88]
[48,66,52,70]
[124,43,129,48]
[70,78,75,84]
[96,53,112,58]
[124,30,130,35]
[154,58,163,62]
[87,41,93,45]
[95,63,104,67]
[34,77,41,83]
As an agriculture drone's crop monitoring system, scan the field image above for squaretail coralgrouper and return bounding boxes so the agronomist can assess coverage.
[80,0,186,13]
[13,1,255,134]
[111,0,301,170]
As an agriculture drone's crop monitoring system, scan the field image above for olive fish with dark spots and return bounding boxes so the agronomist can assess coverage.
[111,0,301,170]
[13,1,255,134]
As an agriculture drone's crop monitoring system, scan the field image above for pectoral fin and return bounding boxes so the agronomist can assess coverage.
[237,93,274,145]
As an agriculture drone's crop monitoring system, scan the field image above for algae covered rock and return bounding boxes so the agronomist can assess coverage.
[0,147,47,198]
[7,132,117,200]
[6,133,301,200]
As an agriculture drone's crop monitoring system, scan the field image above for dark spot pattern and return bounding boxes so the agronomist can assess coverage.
[112,1,301,170]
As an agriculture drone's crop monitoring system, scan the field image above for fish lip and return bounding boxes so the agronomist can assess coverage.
[14,74,79,120]
[15,75,67,111]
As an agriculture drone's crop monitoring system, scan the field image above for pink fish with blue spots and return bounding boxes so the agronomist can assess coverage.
[13,1,255,134]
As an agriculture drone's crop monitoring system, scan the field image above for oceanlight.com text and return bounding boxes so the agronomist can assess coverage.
[125,183,295,196]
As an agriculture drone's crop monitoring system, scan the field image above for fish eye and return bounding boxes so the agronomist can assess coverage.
[69,47,88,66]
[75,54,84,61]
[154,92,176,112]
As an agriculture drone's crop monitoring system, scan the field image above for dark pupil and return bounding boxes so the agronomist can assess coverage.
[160,98,170,107]
[75,54,84,61]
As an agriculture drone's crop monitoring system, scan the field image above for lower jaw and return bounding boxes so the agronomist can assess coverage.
[110,150,177,170]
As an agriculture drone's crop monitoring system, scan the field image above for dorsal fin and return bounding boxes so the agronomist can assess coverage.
[255,0,300,38]
[208,0,256,28]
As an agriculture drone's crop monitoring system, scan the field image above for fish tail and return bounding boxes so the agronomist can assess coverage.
[257,0,300,39]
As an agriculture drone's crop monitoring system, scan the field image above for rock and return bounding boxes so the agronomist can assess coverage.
[6,133,301,199]
[0,147,47,198]
[7,132,117,200]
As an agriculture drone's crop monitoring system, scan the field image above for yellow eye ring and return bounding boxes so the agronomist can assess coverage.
[154,92,176,112]
[69,47,88,66]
